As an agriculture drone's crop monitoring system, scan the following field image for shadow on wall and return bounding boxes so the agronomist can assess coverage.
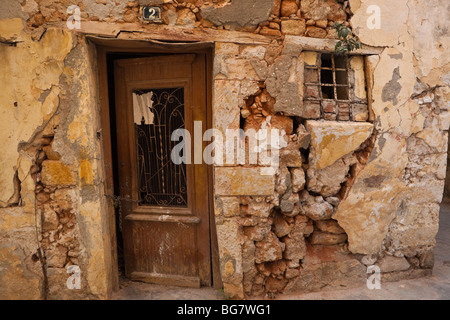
[445,135,450,198]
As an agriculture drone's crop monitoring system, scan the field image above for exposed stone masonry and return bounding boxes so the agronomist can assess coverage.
[15,114,90,299]
[35,137,86,298]
[238,102,378,296]
[213,40,379,296]
[23,0,353,40]
[1,0,448,301]
[212,29,446,297]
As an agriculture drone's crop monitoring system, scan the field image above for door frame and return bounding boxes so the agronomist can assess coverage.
[92,38,221,292]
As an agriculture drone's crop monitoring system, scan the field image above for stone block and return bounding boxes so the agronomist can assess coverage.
[244,225,271,241]
[215,42,240,57]
[46,245,68,268]
[337,103,350,121]
[283,235,307,261]
[306,154,357,197]
[215,196,240,218]
[46,267,87,300]
[223,283,244,300]
[281,20,306,35]
[216,58,262,81]
[240,46,267,60]
[216,219,243,284]
[255,232,284,263]
[418,250,435,269]
[41,161,76,187]
[215,167,275,196]
[280,148,303,167]
[0,18,24,43]
[213,80,241,135]
[388,202,440,249]
[322,100,336,113]
[306,26,327,38]
[270,115,294,135]
[290,168,306,192]
[315,19,328,28]
[280,191,299,213]
[309,231,347,245]
[273,214,292,238]
[176,8,196,26]
[241,201,272,218]
[259,26,282,37]
[416,126,447,151]
[376,255,410,273]
[42,204,59,231]
[53,188,77,213]
[291,214,314,237]
[361,255,378,266]
[314,219,345,234]
[303,101,321,119]
[242,240,256,274]
[300,0,347,21]
[285,268,300,279]
[266,259,287,276]
[266,49,304,117]
[281,0,299,17]
[302,198,334,221]
[201,0,274,27]
[305,120,374,170]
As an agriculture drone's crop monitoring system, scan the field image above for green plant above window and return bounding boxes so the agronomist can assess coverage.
[332,22,362,54]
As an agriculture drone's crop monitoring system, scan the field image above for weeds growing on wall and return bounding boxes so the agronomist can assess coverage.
[332,22,362,54]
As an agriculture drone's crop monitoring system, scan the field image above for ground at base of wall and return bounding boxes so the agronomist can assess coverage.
[112,276,225,300]
[113,198,450,300]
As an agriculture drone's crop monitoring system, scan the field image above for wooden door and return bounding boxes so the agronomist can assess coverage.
[114,54,211,287]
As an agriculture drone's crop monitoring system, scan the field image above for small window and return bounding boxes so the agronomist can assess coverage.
[303,52,369,122]
[305,53,349,102]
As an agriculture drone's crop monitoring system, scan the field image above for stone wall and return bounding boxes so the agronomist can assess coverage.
[0,0,449,300]
[18,0,351,39]
[212,0,449,299]
[0,19,113,299]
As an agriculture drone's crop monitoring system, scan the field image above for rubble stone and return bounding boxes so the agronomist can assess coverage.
[302,198,334,220]
[290,168,306,192]
[281,20,306,35]
[309,231,348,245]
[376,255,411,273]
[280,0,299,17]
[314,220,346,234]
[255,232,284,263]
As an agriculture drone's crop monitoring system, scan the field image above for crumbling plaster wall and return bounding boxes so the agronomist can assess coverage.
[211,0,449,299]
[0,0,448,300]
[335,0,449,255]
[0,16,113,299]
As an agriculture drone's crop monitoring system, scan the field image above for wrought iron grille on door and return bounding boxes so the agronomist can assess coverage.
[133,87,188,208]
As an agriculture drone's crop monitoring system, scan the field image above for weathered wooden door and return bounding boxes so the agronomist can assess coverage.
[114,54,211,287]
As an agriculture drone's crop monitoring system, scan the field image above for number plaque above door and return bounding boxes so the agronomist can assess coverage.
[142,6,162,22]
